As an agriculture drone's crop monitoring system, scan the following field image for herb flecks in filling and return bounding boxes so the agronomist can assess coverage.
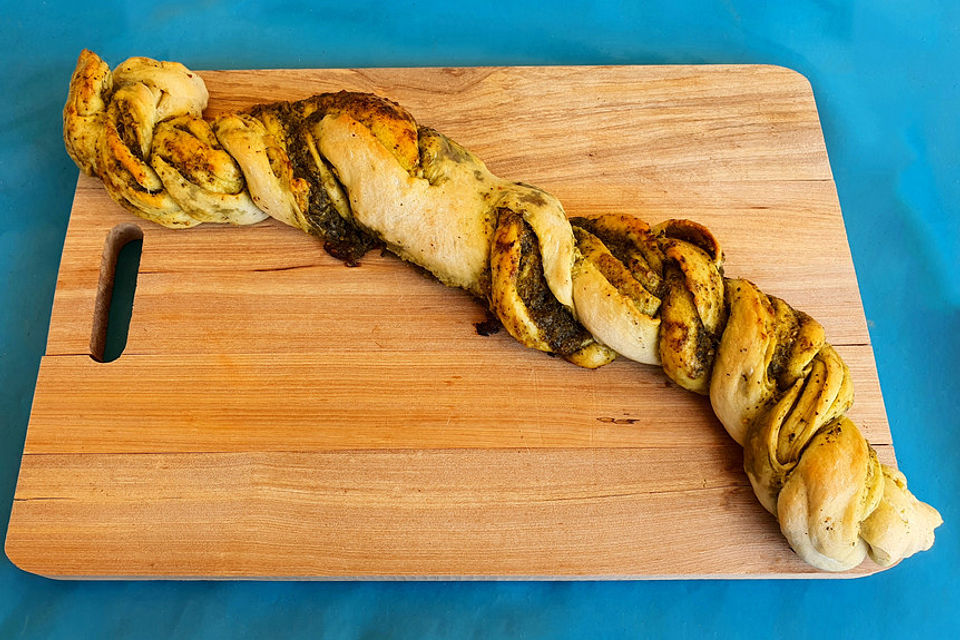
[250,100,379,265]
[513,216,593,355]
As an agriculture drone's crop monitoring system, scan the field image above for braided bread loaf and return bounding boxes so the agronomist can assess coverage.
[63,49,941,571]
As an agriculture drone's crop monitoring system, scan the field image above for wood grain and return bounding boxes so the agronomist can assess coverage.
[7,447,895,579]
[7,64,892,579]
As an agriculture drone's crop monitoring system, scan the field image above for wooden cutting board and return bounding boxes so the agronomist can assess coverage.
[6,64,896,579]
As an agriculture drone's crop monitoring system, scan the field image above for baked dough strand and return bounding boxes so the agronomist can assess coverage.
[63,50,942,572]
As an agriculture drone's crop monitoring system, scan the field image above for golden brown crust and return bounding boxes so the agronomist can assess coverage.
[111,56,208,121]
[575,227,661,316]
[489,210,552,352]
[317,111,500,294]
[63,49,113,176]
[654,221,726,395]
[568,216,663,365]
[860,466,943,566]
[710,279,782,445]
[743,344,853,515]
[214,113,308,230]
[151,116,268,225]
[97,83,201,228]
[317,91,420,174]
[776,417,883,571]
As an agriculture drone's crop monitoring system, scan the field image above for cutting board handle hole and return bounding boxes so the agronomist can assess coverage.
[90,223,144,363]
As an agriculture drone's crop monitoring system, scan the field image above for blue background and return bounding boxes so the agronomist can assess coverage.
[1,1,957,637]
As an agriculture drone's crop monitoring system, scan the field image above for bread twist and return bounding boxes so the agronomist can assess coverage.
[63,50,942,571]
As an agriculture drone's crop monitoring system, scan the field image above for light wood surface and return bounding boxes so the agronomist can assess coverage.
[6,64,894,578]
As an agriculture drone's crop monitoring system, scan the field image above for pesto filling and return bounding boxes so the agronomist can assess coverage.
[514,216,593,355]
[251,100,379,265]
[570,216,665,298]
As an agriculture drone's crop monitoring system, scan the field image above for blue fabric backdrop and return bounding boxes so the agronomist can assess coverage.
[1,1,957,637]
